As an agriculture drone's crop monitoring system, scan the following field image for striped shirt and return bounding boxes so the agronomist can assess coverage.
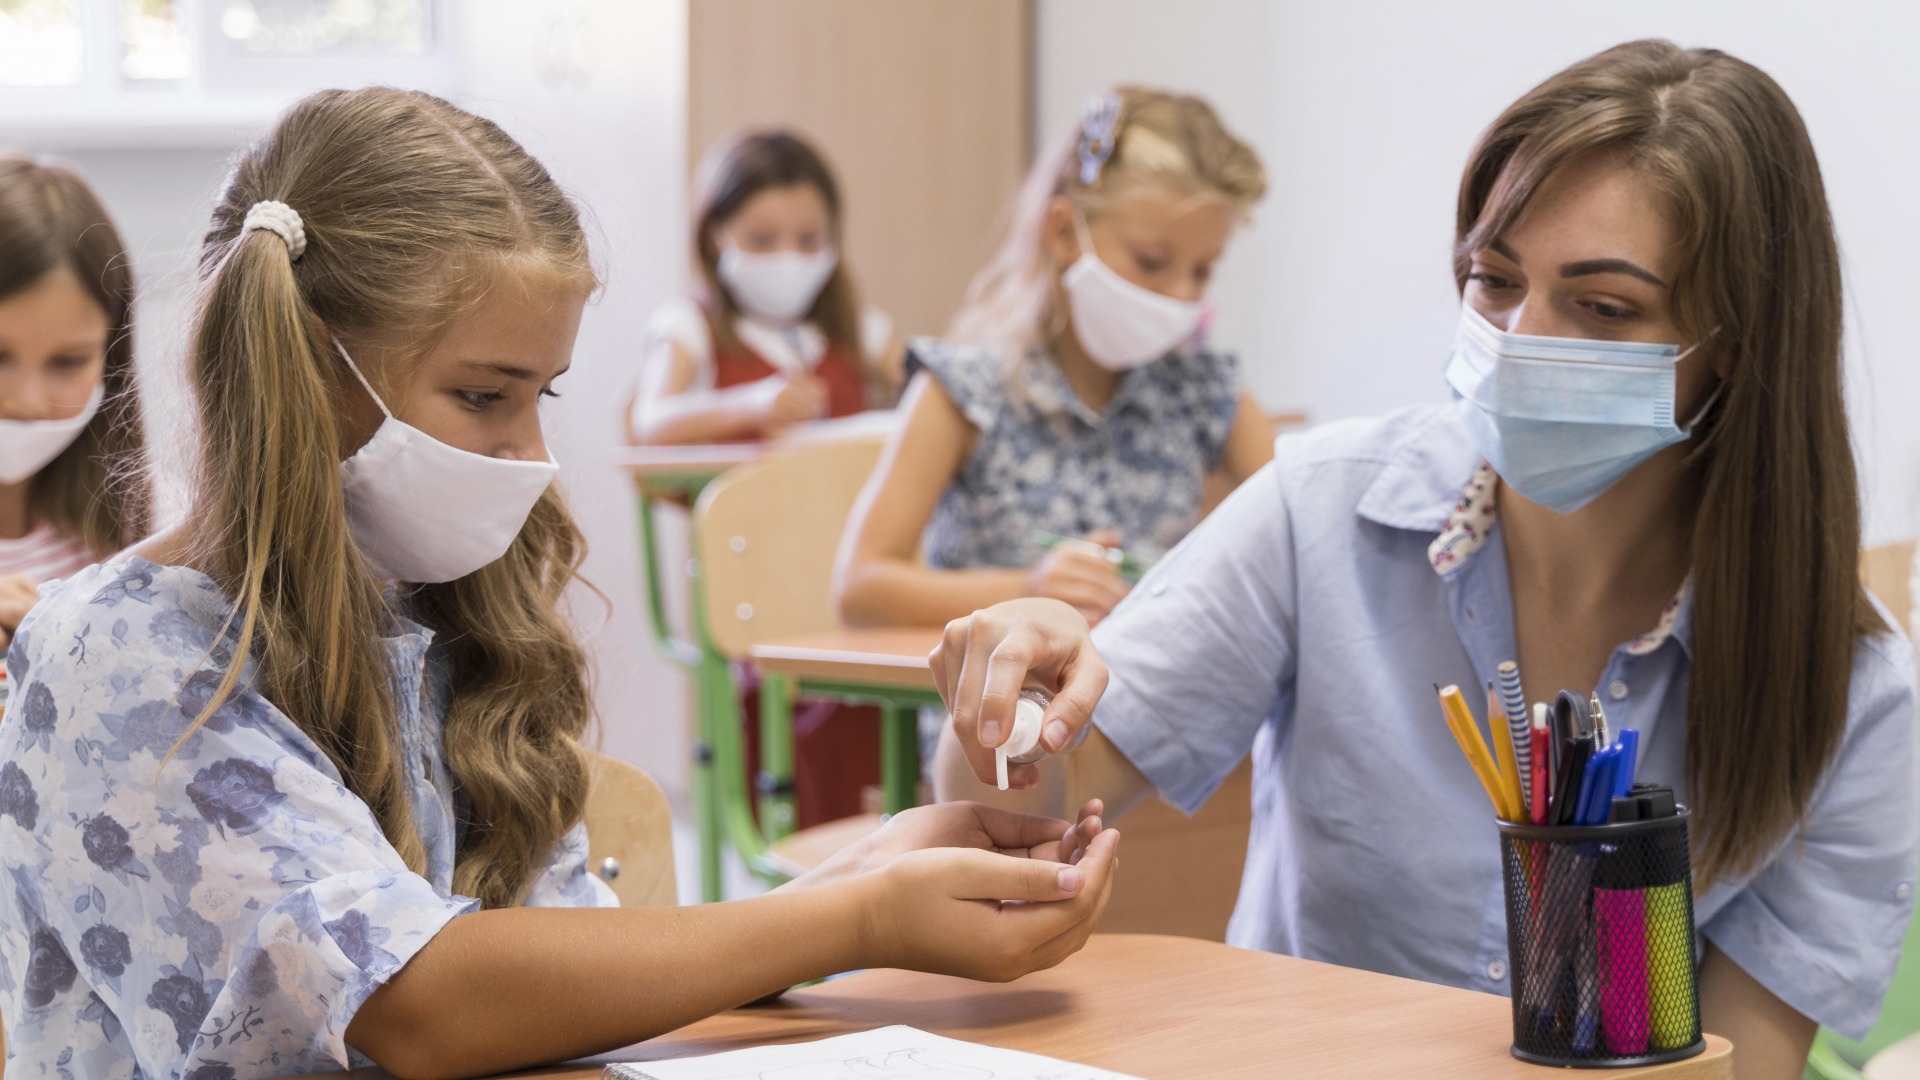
[0,522,96,582]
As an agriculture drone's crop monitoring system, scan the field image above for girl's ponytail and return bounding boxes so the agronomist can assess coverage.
[185,200,424,872]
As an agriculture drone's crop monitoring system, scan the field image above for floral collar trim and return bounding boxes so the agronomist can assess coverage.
[1426,462,1688,656]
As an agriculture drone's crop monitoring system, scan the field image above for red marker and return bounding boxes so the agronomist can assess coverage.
[1529,718,1552,826]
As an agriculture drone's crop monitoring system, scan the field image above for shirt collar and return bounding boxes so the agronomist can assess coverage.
[1355,405,1485,534]
[1021,344,1155,426]
[734,316,825,375]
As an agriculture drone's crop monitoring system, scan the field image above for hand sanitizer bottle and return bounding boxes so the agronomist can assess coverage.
[994,688,1089,790]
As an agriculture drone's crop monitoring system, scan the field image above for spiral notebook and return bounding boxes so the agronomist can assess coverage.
[601,1025,1138,1080]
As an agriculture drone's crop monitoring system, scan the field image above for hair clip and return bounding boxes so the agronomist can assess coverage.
[1076,92,1123,186]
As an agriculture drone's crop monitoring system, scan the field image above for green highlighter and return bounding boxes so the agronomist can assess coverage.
[1031,530,1153,583]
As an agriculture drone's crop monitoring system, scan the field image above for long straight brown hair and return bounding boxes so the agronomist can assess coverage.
[0,154,150,555]
[1455,40,1884,885]
[690,130,865,363]
[187,88,596,909]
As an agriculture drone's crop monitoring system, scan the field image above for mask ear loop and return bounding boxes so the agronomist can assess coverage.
[1069,209,1100,269]
[333,339,396,420]
[1676,327,1726,433]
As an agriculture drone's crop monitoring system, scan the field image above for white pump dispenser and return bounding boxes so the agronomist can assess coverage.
[996,689,1053,790]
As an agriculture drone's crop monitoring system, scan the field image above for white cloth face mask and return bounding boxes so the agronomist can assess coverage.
[0,382,104,485]
[1060,213,1206,371]
[334,341,560,583]
[717,242,838,324]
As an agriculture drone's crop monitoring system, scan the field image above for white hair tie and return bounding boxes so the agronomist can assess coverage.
[242,200,307,261]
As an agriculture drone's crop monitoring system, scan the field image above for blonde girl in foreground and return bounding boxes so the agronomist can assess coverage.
[0,88,1115,1079]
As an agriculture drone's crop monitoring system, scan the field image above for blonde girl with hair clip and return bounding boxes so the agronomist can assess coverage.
[0,155,151,645]
[0,88,1117,1079]
[627,129,905,445]
[836,87,1277,631]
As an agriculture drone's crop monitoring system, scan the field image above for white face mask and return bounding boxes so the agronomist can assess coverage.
[1061,214,1206,371]
[717,243,838,324]
[334,341,559,583]
[0,382,104,485]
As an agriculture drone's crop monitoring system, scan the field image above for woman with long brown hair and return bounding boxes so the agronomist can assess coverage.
[0,155,151,641]
[929,41,1915,1077]
[0,88,1117,1078]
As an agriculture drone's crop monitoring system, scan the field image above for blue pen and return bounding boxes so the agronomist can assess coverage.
[1612,729,1640,800]
[1576,747,1621,827]
[1570,744,1621,1052]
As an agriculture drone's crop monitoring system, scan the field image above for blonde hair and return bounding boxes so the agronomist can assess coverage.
[949,86,1267,357]
[0,154,151,555]
[185,87,597,909]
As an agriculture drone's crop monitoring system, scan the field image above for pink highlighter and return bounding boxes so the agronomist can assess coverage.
[1594,886,1650,1054]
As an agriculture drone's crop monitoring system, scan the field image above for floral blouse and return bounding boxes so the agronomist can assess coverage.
[910,338,1241,572]
[0,557,614,1079]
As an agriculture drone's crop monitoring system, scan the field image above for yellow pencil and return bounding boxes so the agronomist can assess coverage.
[1438,684,1516,820]
[1488,685,1525,823]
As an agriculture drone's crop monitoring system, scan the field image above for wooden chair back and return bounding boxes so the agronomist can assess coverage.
[1863,541,1917,640]
[583,752,678,907]
[694,436,886,660]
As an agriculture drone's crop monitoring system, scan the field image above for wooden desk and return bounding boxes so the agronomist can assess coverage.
[748,628,944,825]
[751,627,943,691]
[323,934,1731,1079]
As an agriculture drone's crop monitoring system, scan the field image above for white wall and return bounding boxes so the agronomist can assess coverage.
[455,0,693,791]
[14,1,696,795]
[1036,0,1920,544]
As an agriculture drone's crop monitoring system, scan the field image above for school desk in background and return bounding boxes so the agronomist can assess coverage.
[617,412,897,902]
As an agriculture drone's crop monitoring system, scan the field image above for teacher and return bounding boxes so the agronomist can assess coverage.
[930,39,1916,1079]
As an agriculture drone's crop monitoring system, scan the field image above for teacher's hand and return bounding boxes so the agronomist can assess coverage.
[928,598,1109,790]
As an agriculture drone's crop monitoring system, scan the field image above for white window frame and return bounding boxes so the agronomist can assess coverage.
[0,0,457,150]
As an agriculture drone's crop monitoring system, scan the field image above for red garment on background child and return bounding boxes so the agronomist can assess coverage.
[702,305,882,826]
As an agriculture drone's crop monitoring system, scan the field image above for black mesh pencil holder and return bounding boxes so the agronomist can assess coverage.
[1497,811,1704,1068]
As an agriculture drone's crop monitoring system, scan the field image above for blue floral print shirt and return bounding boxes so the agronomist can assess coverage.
[909,339,1242,572]
[0,557,614,1079]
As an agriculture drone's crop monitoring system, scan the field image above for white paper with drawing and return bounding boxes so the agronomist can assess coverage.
[600,1025,1139,1080]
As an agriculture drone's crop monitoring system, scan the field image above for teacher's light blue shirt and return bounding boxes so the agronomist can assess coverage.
[1092,402,1918,1039]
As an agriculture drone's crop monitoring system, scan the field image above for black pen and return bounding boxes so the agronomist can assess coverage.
[1550,733,1595,827]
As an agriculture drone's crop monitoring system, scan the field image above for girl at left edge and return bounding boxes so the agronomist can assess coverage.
[0,154,152,647]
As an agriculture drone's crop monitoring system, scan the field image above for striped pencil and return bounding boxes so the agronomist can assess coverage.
[1496,661,1532,807]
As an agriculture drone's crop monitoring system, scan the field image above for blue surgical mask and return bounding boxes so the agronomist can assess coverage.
[1443,305,1718,514]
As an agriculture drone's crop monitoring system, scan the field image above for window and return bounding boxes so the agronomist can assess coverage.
[123,0,191,81]
[0,0,452,146]
[217,0,432,56]
[0,0,84,87]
